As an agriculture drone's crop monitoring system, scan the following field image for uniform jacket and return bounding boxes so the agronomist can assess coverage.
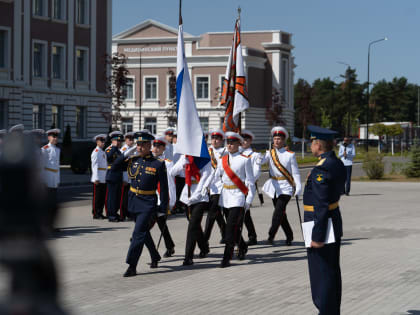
[208,145,227,195]
[113,152,169,214]
[303,151,346,242]
[260,147,302,198]
[105,145,123,183]
[163,142,174,161]
[240,147,262,180]
[120,144,134,182]
[41,142,60,188]
[215,151,256,208]
[170,155,213,206]
[338,143,355,166]
[90,146,107,183]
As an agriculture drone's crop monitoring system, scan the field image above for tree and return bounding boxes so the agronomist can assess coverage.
[403,145,420,177]
[386,124,404,155]
[165,69,177,127]
[370,123,387,153]
[103,52,129,130]
[265,87,285,127]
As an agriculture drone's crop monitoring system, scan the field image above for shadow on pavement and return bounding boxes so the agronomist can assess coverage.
[345,193,382,196]
[406,311,420,315]
[50,226,129,239]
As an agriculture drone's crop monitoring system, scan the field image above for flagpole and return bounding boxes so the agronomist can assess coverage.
[179,0,182,25]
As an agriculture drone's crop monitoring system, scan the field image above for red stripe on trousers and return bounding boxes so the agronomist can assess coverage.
[104,187,108,216]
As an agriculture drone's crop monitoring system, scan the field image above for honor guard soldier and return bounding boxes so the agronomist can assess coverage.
[260,126,301,246]
[151,136,176,257]
[215,132,256,267]
[239,129,261,246]
[105,131,124,222]
[114,132,169,277]
[203,129,227,245]
[120,132,135,220]
[91,134,108,219]
[170,154,213,266]
[41,128,61,231]
[338,137,355,195]
[162,127,176,160]
[304,125,346,315]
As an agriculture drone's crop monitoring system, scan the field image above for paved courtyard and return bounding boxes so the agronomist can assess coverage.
[1,180,420,314]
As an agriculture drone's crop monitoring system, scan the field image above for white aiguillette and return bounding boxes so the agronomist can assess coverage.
[302,218,335,248]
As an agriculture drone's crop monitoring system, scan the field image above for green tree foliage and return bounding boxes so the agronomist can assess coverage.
[362,152,384,179]
[403,146,420,177]
[294,79,315,138]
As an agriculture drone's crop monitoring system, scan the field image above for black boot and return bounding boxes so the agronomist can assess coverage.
[123,265,136,277]
[247,236,258,246]
[164,247,175,258]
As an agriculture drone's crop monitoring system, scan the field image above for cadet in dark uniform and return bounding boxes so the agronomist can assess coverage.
[105,131,124,222]
[114,132,169,277]
[303,125,346,315]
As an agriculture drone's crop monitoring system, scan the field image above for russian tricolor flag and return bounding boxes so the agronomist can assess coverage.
[174,23,210,169]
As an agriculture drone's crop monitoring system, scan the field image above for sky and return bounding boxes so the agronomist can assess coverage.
[112,0,420,86]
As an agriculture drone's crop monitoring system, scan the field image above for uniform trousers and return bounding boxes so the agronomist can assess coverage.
[106,181,121,220]
[154,215,175,250]
[244,210,257,240]
[126,211,160,267]
[223,207,247,260]
[46,187,58,232]
[269,194,293,241]
[185,202,208,260]
[344,166,352,194]
[307,240,342,315]
[92,183,106,217]
[204,194,226,242]
[119,183,130,220]
[174,176,186,211]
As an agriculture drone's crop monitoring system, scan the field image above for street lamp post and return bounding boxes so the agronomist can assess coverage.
[338,61,352,137]
[366,37,387,152]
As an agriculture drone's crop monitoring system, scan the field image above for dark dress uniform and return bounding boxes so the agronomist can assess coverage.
[106,144,123,221]
[303,131,346,315]
[114,135,169,276]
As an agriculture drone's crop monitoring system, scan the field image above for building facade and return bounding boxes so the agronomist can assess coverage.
[112,19,296,146]
[0,0,112,141]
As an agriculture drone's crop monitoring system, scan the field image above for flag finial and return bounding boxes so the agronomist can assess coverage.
[179,0,183,25]
[237,6,241,19]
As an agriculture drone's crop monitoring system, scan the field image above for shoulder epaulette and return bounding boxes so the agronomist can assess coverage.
[164,158,172,162]
[122,147,127,151]
[158,158,164,162]
[43,145,49,149]
[316,158,326,166]
[95,148,98,152]
[287,150,294,154]
[241,154,251,158]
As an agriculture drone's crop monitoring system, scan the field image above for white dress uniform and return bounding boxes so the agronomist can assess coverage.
[163,142,174,161]
[215,151,256,209]
[120,143,134,183]
[260,147,302,198]
[208,145,227,195]
[156,156,176,210]
[41,142,61,188]
[240,147,262,180]
[91,146,107,183]
[170,155,213,206]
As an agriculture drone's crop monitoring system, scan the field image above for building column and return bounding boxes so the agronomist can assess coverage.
[23,0,30,84]
[13,0,22,81]
[90,0,96,91]
[68,0,74,89]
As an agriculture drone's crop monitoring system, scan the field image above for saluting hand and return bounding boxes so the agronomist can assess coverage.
[311,241,325,248]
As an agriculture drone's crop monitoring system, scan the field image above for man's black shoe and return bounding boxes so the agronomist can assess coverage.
[220,259,231,268]
[164,247,175,258]
[247,237,258,246]
[286,238,293,246]
[182,259,194,266]
[150,260,159,269]
[199,247,210,258]
[109,217,120,222]
[93,215,102,220]
[123,266,136,277]
[267,237,274,245]
[100,214,107,219]
[219,238,226,244]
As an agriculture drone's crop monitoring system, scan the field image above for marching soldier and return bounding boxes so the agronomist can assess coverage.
[304,125,346,315]
[91,134,108,220]
[163,127,176,160]
[120,132,135,220]
[239,129,261,245]
[151,136,176,258]
[105,131,124,222]
[215,132,256,268]
[204,129,227,244]
[115,132,169,277]
[260,126,301,246]
[170,154,213,266]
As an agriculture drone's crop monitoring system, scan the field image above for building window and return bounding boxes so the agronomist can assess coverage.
[196,76,209,99]
[0,30,8,69]
[52,45,65,79]
[124,78,134,100]
[33,42,46,78]
[53,0,66,20]
[167,75,176,100]
[75,106,86,138]
[144,117,156,134]
[145,77,157,100]
[76,0,89,25]
[76,48,88,81]
[33,104,44,129]
[51,105,63,130]
[199,117,209,132]
[33,0,47,17]
[121,117,133,134]
[0,100,7,129]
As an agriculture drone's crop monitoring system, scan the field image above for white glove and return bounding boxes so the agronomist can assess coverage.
[294,188,302,197]
[244,202,251,212]
[124,146,137,157]
[183,156,191,166]
[157,211,166,217]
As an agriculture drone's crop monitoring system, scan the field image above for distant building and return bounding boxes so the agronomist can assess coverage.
[0,0,112,141]
[359,121,414,144]
[112,19,296,146]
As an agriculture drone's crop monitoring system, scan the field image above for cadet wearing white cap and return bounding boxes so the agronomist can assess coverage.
[119,132,135,220]
[162,127,175,160]
[170,153,213,266]
[239,129,261,246]
[203,129,227,245]
[260,126,302,246]
[9,124,25,133]
[91,134,108,219]
[151,136,176,257]
[215,132,256,267]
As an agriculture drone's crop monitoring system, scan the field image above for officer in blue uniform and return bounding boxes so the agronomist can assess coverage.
[303,125,346,315]
[105,131,124,222]
[114,131,169,277]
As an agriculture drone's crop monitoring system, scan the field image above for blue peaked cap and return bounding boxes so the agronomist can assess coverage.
[308,125,338,140]
[134,131,155,142]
